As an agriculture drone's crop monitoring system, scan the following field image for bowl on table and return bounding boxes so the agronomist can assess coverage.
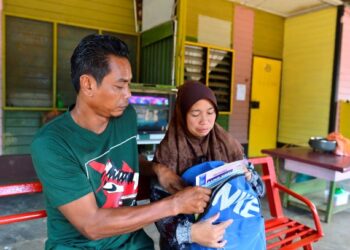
[308,137,336,152]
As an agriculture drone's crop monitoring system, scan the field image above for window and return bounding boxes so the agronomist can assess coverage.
[184,42,234,113]
[4,15,139,110]
[6,16,53,107]
[57,25,98,108]
[3,15,139,154]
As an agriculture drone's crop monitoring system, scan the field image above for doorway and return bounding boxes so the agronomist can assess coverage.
[248,57,282,157]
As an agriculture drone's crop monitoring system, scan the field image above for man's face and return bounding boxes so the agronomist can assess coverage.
[90,56,132,118]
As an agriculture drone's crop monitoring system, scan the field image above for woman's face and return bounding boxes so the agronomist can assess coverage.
[186,99,216,138]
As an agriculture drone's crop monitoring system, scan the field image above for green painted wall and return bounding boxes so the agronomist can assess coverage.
[3,111,44,154]
[141,21,174,85]
[253,10,284,59]
[216,114,229,131]
[278,7,337,145]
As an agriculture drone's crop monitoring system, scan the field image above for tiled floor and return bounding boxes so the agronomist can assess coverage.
[1,181,350,250]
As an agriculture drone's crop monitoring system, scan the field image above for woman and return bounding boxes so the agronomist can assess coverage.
[151,81,263,250]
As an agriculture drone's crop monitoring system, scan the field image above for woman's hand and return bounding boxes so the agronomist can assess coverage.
[243,166,252,181]
[153,163,186,194]
[191,213,232,248]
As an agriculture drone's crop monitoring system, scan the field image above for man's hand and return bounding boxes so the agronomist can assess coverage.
[153,163,186,194]
[169,186,211,215]
[191,213,233,248]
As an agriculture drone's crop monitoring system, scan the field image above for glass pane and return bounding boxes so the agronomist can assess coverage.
[208,49,233,112]
[184,45,207,84]
[57,24,98,108]
[6,16,53,107]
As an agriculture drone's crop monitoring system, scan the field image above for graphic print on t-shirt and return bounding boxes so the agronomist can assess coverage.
[88,160,139,208]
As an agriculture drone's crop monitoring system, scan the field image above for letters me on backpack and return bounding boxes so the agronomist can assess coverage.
[181,161,266,250]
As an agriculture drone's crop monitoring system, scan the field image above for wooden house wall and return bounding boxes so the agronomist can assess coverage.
[0,0,3,154]
[185,1,284,141]
[278,7,337,145]
[140,21,174,85]
[336,7,350,136]
[228,5,254,144]
[338,7,350,101]
[185,0,234,130]
[253,10,284,59]
[1,0,136,154]
[186,0,233,42]
[3,0,136,34]
[1,1,347,154]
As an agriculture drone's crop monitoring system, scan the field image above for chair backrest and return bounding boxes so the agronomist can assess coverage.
[248,156,284,218]
[0,181,43,197]
[0,181,46,225]
[0,154,38,184]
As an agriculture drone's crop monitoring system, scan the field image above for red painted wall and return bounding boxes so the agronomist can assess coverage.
[338,7,350,101]
[229,5,254,144]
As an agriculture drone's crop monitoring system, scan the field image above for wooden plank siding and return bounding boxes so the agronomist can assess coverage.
[140,21,174,85]
[186,0,233,41]
[4,0,136,34]
[229,5,254,144]
[338,6,350,101]
[278,7,337,145]
[334,7,350,134]
[2,0,137,154]
[141,36,173,85]
[184,1,284,137]
[0,0,3,154]
[3,111,44,154]
[253,10,284,59]
[184,0,234,130]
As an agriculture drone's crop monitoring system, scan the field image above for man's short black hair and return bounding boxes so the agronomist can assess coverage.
[70,34,129,92]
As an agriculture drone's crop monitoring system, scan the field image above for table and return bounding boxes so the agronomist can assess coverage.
[261,147,350,223]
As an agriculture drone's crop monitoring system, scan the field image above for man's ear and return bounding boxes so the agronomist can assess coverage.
[79,75,95,97]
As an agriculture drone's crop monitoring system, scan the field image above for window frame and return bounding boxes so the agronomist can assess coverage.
[183,41,235,114]
[2,13,140,111]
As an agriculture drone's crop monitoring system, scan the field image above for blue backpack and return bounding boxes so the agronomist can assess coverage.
[181,161,266,250]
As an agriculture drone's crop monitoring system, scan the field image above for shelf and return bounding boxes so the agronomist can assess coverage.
[210,68,231,74]
[287,190,350,215]
[209,82,230,88]
[208,48,233,112]
[209,75,230,81]
[184,72,205,77]
[212,90,229,96]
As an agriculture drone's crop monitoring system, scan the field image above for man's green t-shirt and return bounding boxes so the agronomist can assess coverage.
[31,105,154,250]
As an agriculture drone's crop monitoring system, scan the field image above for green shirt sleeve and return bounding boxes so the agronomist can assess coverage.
[31,136,92,208]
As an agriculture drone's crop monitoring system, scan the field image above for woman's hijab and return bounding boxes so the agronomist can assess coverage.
[153,81,244,174]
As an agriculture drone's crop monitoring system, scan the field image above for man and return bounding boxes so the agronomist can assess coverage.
[31,34,211,250]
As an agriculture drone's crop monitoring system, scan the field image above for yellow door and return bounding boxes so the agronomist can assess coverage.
[339,101,350,138]
[248,57,282,157]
